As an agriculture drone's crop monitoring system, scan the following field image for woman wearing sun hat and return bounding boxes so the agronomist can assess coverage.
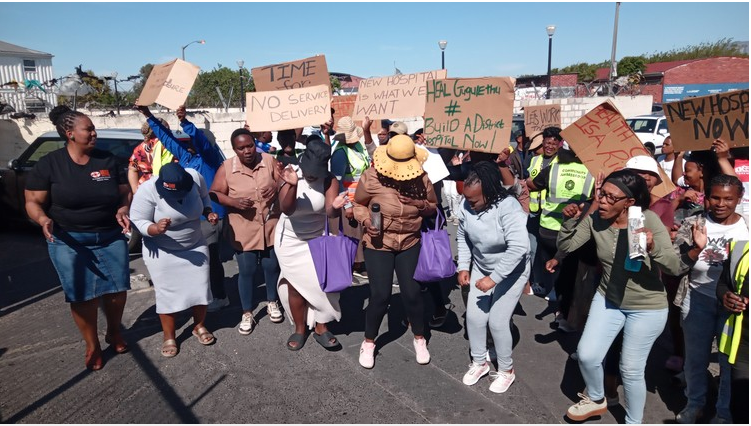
[130,162,218,358]
[353,134,438,369]
[331,116,370,277]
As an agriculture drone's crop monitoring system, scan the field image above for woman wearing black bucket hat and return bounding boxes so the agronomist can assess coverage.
[130,162,218,358]
[275,137,349,351]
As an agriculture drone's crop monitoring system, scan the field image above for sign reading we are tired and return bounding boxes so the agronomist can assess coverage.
[664,89,749,151]
[246,84,331,131]
[352,69,447,120]
[137,59,200,110]
[561,101,675,198]
[251,55,330,92]
[423,77,515,154]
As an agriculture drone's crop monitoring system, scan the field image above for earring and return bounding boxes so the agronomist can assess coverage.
[70,136,75,141]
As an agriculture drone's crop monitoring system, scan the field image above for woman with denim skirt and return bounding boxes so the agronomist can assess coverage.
[557,169,683,424]
[25,106,132,371]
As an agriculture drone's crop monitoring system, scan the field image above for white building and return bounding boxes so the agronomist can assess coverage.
[0,40,56,115]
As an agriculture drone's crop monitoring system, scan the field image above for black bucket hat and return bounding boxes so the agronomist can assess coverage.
[155,163,194,199]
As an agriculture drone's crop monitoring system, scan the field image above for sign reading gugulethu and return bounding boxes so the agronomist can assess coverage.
[664,89,749,152]
[136,59,200,110]
[353,70,447,120]
[423,77,515,154]
[246,84,331,131]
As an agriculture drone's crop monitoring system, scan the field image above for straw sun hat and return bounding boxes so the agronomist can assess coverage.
[335,116,364,144]
[372,135,428,181]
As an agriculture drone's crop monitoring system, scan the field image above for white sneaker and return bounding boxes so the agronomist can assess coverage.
[207,297,229,312]
[267,301,283,323]
[489,369,515,393]
[462,362,490,386]
[238,312,255,335]
[414,338,431,365]
[359,341,375,369]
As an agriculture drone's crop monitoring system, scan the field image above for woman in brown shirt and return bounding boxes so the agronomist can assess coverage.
[210,128,283,335]
[353,135,438,369]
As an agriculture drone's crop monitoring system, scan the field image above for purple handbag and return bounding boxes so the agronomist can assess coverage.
[308,216,359,293]
[414,209,456,282]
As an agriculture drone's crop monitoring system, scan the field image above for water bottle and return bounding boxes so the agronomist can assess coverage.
[625,206,645,272]
[370,203,382,235]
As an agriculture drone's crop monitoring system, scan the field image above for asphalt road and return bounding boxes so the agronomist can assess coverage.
[0,224,722,424]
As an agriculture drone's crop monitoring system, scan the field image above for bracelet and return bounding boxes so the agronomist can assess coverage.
[417,200,426,211]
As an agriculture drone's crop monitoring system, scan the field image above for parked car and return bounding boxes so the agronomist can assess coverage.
[510,113,525,149]
[625,112,668,156]
[0,127,192,252]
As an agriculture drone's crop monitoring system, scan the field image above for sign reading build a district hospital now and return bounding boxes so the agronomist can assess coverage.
[251,55,330,92]
[561,101,675,199]
[352,69,447,120]
[246,84,331,131]
[136,59,200,110]
[423,77,515,154]
[664,89,749,152]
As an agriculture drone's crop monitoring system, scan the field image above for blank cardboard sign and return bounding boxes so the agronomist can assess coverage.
[137,59,200,110]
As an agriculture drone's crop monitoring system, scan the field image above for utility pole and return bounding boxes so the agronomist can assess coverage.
[608,2,621,97]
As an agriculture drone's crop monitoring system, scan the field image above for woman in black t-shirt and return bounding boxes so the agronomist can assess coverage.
[25,106,132,371]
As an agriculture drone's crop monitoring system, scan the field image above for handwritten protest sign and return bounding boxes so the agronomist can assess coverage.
[664,89,749,152]
[136,59,199,110]
[353,70,447,120]
[251,55,330,92]
[525,104,561,146]
[423,77,515,154]
[246,84,331,131]
[561,101,675,198]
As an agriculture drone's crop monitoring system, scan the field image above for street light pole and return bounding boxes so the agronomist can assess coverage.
[546,25,556,100]
[112,72,120,116]
[438,40,448,70]
[181,39,205,61]
[237,60,245,112]
[609,2,621,97]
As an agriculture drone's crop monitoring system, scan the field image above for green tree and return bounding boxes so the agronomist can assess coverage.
[617,56,647,76]
[646,38,747,62]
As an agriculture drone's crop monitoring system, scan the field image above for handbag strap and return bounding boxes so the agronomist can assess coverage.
[434,208,445,231]
[339,214,345,234]
[324,214,330,236]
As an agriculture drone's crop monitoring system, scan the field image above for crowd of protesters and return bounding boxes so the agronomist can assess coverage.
[26,104,748,424]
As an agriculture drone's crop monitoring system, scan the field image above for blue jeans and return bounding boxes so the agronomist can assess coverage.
[680,289,732,420]
[466,258,528,370]
[577,292,667,424]
[235,248,280,312]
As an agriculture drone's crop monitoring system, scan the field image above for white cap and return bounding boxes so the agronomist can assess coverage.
[625,155,663,184]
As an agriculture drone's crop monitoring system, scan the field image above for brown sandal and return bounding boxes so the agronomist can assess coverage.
[192,327,215,345]
[161,339,178,358]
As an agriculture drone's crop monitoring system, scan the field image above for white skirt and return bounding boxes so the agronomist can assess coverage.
[275,219,341,329]
[142,239,212,314]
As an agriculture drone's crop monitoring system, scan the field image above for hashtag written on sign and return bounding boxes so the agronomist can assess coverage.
[444,100,461,116]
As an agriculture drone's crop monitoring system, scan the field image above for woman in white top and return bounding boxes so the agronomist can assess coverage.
[276,137,348,351]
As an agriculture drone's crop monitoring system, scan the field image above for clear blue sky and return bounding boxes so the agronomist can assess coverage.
[1,1,748,89]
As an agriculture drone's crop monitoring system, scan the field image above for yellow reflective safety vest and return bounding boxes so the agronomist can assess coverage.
[333,142,369,203]
[528,154,558,214]
[539,162,594,232]
[151,140,175,177]
[719,240,749,364]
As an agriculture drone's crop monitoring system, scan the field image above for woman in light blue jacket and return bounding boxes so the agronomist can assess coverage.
[456,161,530,394]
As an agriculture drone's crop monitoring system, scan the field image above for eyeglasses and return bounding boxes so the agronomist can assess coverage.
[597,190,629,204]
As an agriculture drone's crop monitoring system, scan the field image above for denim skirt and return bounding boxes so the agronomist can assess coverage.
[47,228,130,302]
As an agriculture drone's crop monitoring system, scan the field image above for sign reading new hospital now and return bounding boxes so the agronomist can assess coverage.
[664,89,749,152]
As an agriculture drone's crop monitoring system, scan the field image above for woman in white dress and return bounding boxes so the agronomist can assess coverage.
[276,137,348,351]
[130,163,219,357]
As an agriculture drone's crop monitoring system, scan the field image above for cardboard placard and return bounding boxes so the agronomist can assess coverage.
[246,84,331,131]
[352,70,448,120]
[560,101,675,198]
[663,89,749,152]
[524,104,561,145]
[251,55,330,92]
[136,59,200,110]
[423,77,516,154]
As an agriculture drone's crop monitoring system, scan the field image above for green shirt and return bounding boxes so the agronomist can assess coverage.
[558,209,682,310]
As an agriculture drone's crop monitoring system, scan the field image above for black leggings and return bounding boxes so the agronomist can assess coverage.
[364,245,425,339]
